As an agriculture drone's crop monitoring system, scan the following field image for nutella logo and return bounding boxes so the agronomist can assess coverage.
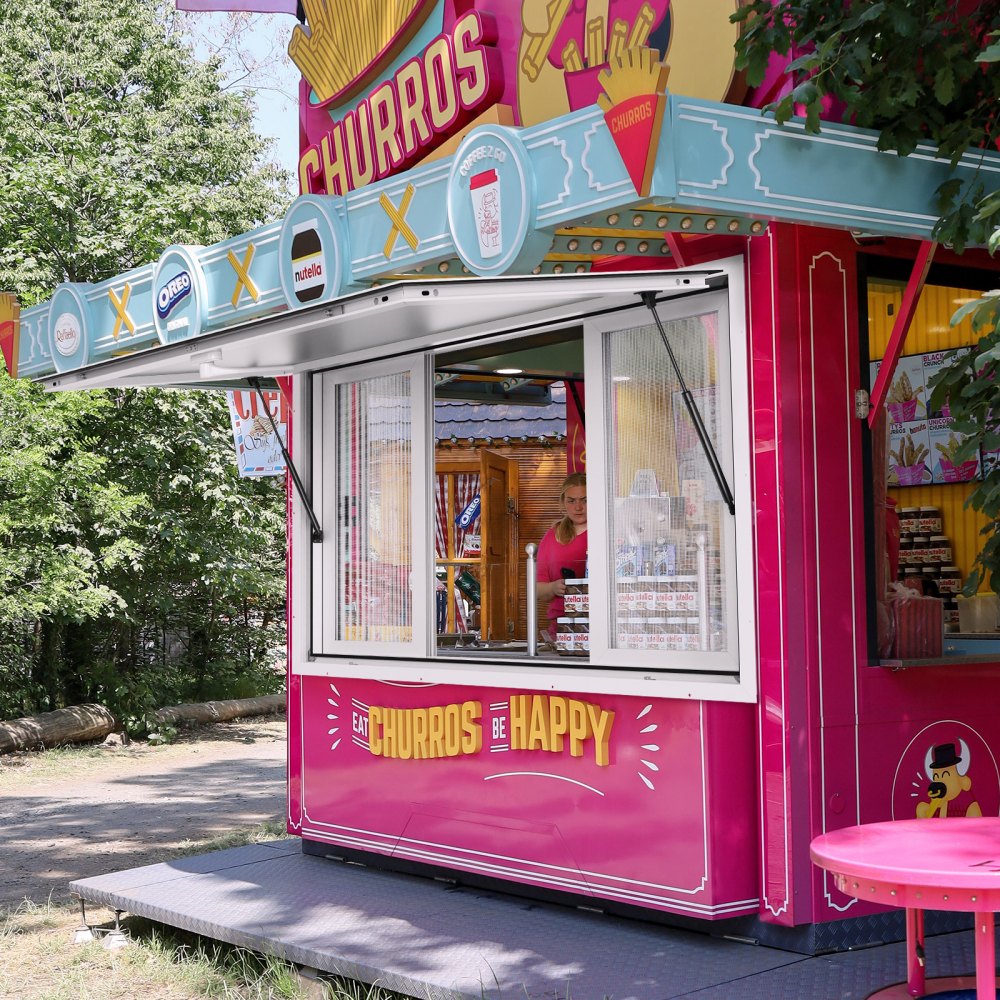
[291,221,326,303]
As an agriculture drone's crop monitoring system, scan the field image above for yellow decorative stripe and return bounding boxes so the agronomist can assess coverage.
[228,245,259,308]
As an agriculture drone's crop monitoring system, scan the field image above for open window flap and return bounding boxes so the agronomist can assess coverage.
[38,269,728,392]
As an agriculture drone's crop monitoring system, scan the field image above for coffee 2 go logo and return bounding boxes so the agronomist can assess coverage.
[156,270,192,319]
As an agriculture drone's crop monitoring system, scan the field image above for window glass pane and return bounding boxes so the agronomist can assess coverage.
[336,371,412,642]
[604,313,729,653]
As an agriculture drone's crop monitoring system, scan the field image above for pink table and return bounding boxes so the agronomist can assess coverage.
[811,819,1000,1000]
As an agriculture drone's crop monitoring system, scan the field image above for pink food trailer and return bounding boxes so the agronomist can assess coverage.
[7,0,1000,953]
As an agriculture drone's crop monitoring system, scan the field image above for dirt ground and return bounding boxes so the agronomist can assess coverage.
[0,716,287,911]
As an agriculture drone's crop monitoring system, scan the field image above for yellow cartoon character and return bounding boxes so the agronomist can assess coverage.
[916,741,982,818]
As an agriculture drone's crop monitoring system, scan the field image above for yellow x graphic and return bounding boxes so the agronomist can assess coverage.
[228,244,259,308]
[108,283,135,340]
[380,184,419,259]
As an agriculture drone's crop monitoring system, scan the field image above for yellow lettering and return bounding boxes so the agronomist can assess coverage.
[509,695,529,751]
[453,11,488,109]
[527,695,549,751]
[567,699,592,758]
[586,704,615,767]
[319,121,350,196]
[368,706,382,755]
[425,706,443,758]
[412,707,428,759]
[425,36,457,131]
[549,696,567,752]
[344,104,375,188]
[370,82,403,178]
[395,58,431,157]
[299,146,321,196]
[462,700,482,754]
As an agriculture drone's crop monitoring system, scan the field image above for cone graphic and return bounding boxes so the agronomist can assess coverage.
[0,292,20,378]
[598,49,669,198]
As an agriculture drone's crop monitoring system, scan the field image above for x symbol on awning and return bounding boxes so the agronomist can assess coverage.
[108,283,135,340]
[228,244,259,308]
[380,184,419,259]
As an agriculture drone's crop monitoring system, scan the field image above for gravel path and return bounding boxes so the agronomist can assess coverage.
[0,716,287,911]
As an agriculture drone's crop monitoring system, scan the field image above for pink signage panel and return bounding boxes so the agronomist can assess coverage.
[290,676,758,918]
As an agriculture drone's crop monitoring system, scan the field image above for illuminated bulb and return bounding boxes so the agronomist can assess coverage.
[660,243,670,253]
[496,367,522,375]
[438,261,450,272]
[532,266,541,274]
[575,264,587,273]
[632,214,643,226]
[704,218,717,231]
[751,220,764,234]
[657,216,668,228]
[680,217,693,230]
[607,212,620,225]
[553,264,564,273]
[615,240,626,252]
[637,241,649,253]
[567,238,579,251]
[592,239,603,251]
[727,219,740,232]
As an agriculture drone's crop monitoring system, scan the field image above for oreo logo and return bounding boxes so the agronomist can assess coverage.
[156,271,192,318]
[456,494,481,529]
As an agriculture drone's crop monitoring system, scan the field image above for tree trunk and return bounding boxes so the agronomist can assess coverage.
[149,694,285,728]
[0,704,117,754]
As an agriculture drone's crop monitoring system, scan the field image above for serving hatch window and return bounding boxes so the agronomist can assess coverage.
[306,274,754,701]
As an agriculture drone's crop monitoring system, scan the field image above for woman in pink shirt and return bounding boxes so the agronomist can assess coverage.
[537,473,588,622]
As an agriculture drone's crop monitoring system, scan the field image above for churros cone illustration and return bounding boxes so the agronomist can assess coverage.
[597,46,670,198]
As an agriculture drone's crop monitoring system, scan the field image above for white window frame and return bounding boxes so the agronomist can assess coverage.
[310,354,432,659]
[292,260,757,703]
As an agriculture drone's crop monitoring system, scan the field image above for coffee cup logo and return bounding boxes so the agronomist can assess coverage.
[53,312,81,357]
[469,168,501,259]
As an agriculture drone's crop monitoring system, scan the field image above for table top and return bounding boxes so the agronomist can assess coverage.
[811,818,1000,895]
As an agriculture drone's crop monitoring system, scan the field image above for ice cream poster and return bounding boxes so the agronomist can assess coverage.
[227,389,288,478]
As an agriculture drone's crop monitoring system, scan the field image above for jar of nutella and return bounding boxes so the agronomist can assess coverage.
[903,567,924,594]
[938,566,962,595]
[898,536,913,568]
[921,565,940,595]
[899,507,919,534]
[290,220,327,303]
[943,599,960,631]
[910,535,929,564]
[918,506,943,534]
[929,535,952,564]
[555,618,577,655]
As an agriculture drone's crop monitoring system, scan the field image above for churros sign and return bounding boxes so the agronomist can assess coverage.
[365,694,615,767]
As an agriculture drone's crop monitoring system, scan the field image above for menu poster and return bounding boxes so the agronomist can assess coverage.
[872,348,982,487]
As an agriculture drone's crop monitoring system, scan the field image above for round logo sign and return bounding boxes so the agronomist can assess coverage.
[447,126,550,276]
[278,195,347,310]
[47,283,92,373]
[53,311,81,356]
[152,246,207,346]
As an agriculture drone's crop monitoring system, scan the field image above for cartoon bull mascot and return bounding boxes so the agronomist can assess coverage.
[916,740,982,818]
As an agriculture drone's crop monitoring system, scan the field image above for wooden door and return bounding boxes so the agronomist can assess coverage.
[479,450,518,642]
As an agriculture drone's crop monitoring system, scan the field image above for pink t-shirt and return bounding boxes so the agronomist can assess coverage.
[537,526,588,619]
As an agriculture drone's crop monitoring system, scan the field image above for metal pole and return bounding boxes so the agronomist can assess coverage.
[696,531,709,652]
[526,543,538,657]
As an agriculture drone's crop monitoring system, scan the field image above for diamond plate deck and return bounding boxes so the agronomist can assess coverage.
[69,841,994,1000]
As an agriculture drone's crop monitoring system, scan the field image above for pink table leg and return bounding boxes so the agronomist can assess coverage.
[906,908,925,998]
[975,911,996,1000]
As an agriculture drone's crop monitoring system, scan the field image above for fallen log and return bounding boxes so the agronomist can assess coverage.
[0,704,118,754]
[149,694,285,728]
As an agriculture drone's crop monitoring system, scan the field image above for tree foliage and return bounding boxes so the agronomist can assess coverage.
[732,1,1000,251]
[0,0,290,724]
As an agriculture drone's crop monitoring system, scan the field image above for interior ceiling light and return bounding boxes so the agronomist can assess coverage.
[496,367,523,375]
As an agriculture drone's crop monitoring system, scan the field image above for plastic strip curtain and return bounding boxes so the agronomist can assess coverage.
[605,311,728,653]
[336,372,412,642]
[433,472,479,631]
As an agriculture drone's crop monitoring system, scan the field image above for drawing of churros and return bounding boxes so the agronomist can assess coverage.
[561,38,585,73]
[628,2,656,49]
[609,18,629,62]
[586,16,606,67]
[521,0,572,82]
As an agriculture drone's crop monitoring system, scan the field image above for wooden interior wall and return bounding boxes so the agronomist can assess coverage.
[436,442,567,638]
[868,281,991,590]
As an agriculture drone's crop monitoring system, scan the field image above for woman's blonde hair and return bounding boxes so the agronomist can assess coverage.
[554,472,587,544]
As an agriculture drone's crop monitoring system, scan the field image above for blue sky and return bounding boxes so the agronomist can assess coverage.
[183,11,301,183]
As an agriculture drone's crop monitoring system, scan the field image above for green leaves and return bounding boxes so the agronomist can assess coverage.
[733,0,1000,252]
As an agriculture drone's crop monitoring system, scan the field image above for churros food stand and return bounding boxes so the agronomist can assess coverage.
[6,0,1000,952]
